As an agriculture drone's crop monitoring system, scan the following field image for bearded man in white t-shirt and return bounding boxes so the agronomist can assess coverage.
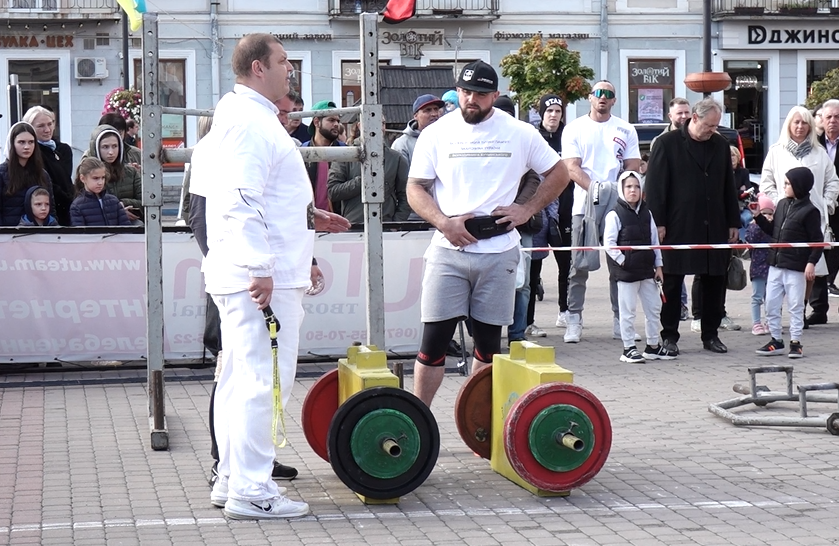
[561,80,641,344]
[406,60,570,407]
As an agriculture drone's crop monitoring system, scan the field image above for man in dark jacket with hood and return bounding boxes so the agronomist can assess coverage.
[392,94,444,165]
[645,98,740,355]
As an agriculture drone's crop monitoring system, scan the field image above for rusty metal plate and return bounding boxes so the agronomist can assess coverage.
[504,382,611,492]
[454,364,493,459]
[301,368,339,462]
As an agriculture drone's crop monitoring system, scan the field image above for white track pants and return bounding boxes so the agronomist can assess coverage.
[617,278,662,348]
[212,287,305,501]
[765,266,805,341]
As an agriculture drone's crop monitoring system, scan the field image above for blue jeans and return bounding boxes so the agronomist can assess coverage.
[508,233,532,341]
[751,276,767,324]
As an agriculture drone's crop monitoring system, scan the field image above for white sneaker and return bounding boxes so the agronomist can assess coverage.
[555,311,568,328]
[224,495,309,519]
[690,319,701,333]
[211,478,286,508]
[613,317,642,341]
[720,316,742,331]
[564,314,582,343]
[525,324,547,337]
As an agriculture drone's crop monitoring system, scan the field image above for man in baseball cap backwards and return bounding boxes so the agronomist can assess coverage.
[392,93,445,165]
[406,59,571,408]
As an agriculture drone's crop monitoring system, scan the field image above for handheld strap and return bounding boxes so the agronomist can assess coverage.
[263,305,287,448]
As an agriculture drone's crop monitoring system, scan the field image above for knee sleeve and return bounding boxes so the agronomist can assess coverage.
[416,318,460,366]
[471,319,502,364]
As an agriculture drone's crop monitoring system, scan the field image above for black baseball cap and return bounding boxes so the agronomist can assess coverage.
[456,60,498,93]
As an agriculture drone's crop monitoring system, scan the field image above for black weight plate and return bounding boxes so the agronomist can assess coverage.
[327,386,439,499]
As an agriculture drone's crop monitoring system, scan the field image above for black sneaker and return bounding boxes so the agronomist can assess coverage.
[272,461,298,480]
[446,339,469,357]
[680,305,690,321]
[619,347,645,363]
[662,339,680,356]
[756,338,785,356]
[788,340,803,359]
[642,344,677,360]
[829,284,839,298]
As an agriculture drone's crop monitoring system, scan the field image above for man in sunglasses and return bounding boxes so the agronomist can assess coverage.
[561,80,641,344]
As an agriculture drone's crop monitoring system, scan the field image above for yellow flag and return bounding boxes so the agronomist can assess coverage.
[117,0,146,32]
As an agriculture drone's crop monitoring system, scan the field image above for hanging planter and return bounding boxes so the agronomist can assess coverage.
[733,6,765,15]
[684,72,732,94]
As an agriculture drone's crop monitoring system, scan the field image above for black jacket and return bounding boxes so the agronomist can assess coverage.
[607,200,656,282]
[70,190,131,226]
[38,140,74,225]
[756,197,823,272]
[645,120,740,276]
[0,161,54,226]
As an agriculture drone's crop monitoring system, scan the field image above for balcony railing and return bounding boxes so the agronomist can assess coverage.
[2,0,118,17]
[714,0,837,16]
[331,0,499,18]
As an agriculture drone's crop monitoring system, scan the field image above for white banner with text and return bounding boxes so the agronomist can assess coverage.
[0,231,431,363]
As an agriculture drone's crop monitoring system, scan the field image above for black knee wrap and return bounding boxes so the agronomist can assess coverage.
[416,318,460,366]
[471,319,501,364]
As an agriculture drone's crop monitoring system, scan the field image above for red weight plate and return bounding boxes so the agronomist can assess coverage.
[504,382,611,492]
[301,368,340,462]
[454,364,493,459]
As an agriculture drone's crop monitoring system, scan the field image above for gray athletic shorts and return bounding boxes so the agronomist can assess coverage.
[421,244,519,326]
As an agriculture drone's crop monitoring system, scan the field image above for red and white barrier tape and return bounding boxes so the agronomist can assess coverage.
[523,242,837,252]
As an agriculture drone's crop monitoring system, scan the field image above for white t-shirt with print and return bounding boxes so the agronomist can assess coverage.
[409,108,560,253]
[561,114,640,216]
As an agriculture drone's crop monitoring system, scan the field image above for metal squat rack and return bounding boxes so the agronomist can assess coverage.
[708,365,839,435]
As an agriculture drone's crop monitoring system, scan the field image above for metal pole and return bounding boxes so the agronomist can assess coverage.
[360,13,385,351]
[141,13,168,451]
[703,0,712,97]
[122,10,130,90]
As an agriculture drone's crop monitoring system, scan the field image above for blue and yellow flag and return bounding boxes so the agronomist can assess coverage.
[117,0,146,32]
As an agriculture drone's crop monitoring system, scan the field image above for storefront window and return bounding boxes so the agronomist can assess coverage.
[134,59,186,169]
[628,59,675,123]
[807,59,839,98]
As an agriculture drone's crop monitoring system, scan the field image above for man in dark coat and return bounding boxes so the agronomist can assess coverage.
[810,98,839,322]
[645,98,740,354]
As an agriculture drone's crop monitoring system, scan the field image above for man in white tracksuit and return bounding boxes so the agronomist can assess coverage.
[195,33,312,520]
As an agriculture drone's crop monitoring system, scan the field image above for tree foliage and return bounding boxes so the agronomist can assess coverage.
[500,35,595,113]
[806,67,839,110]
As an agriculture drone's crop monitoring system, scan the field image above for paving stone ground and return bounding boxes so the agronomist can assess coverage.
[2,258,839,545]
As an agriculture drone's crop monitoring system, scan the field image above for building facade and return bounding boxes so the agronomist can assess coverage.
[0,0,831,175]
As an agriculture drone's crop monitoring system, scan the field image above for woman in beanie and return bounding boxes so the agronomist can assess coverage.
[745,193,775,335]
[754,167,824,358]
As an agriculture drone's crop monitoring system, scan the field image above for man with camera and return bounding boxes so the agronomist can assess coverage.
[406,61,569,407]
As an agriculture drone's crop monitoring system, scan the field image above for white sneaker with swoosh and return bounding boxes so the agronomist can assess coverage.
[224,495,309,519]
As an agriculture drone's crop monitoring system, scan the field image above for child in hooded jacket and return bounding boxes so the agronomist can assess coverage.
[753,166,823,358]
[18,186,59,226]
[744,194,774,335]
[604,171,676,363]
[70,157,131,226]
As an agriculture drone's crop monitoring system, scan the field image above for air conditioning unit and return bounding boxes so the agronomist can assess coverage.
[75,57,108,80]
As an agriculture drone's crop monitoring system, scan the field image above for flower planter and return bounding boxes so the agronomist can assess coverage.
[778,7,818,15]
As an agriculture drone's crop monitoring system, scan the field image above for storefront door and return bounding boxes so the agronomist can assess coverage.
[723,60,766,173]
[8,59,60,137]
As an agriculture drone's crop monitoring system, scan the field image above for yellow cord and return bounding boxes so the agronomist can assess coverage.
[266,313,287,449]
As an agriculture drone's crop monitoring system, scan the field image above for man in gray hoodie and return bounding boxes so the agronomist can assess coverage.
[392,93,444,165]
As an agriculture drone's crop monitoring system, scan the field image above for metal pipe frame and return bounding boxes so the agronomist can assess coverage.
[141,12,391,449]
[141,13,169,451]
[162,145,363,165]
[708,366,839,434]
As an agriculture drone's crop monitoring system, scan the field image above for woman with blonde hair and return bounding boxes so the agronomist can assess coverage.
[760,105,839,325]
[22,106,74,225]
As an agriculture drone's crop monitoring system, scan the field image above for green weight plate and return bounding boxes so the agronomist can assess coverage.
[350,408,421,479]
[327,386,440,499]
[528,404,594,472]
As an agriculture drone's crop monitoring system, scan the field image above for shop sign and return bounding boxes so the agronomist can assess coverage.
[493,32,593,41]
[0,35,74,48]
[629,62,673,86]
[722,22,839,49]
[273,33,332,41]
[380,29,443,59]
